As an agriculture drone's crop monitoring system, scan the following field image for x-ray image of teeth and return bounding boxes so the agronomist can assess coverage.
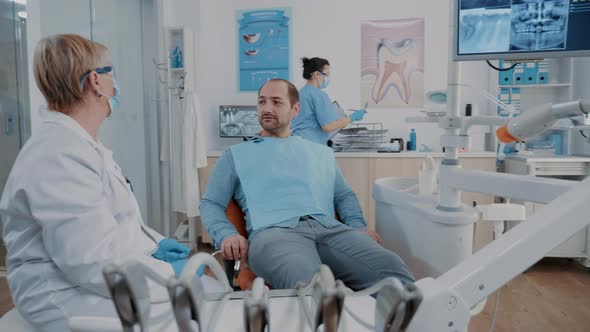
[220,108,262,137]
[460,0,510,10]
[510,0,569,50]
[371,38,419,105]
[459,8,512,54]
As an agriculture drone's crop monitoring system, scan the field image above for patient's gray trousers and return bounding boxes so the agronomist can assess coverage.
[247,219,415,290]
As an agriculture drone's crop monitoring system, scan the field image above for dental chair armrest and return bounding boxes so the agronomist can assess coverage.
[224,259,240,291]
[212,251,257,290]
[212,251,240,290]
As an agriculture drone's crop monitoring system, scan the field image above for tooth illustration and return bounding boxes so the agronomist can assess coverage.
[243,33,261,44]
[371,38,419,105]
[244,49,259,56]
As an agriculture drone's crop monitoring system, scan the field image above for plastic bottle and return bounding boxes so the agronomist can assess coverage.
[418,155,437,195]
[549,133,563,155]
[465,104,472,117]
[169,46,177,68]
[409,129,417,151]
[177,48,183,68]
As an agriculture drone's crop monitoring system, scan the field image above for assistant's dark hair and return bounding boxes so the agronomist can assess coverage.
[258,78,299,107]
[301,57,330,80]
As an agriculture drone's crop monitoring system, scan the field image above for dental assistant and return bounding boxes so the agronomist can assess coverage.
[291,57,366,145]
[0,34,214,331]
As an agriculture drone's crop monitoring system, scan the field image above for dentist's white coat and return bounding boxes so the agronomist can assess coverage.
[0,111,173,331]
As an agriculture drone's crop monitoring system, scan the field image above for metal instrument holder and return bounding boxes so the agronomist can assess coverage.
[244,277,270,332]
[296,265,347,332]
[166,253,233,332]
[374,279,423,332]
[102,266,143,332]
[167,277,203,332]
[102,260,169,332]
[331,122,387,152]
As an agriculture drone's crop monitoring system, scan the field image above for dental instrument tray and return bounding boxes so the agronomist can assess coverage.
[331,123,387,152]
[338,127,368,135]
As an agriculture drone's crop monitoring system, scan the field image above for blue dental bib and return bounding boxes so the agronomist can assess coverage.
[230,136,336,231]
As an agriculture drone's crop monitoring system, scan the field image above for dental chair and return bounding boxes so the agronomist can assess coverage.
[223,199,343,291]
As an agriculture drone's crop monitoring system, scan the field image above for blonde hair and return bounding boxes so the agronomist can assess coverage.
[34,34,108,113]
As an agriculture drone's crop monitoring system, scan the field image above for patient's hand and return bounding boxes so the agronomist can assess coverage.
[362,229,382,244]
[221,234,249,261]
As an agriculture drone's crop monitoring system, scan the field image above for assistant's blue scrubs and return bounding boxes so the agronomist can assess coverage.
[291,85,342,145]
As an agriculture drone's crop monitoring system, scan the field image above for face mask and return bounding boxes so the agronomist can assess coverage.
[99,75,121,116]
[320,74,330,89]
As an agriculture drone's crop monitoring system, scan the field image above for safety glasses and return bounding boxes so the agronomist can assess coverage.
[79,65,114,86]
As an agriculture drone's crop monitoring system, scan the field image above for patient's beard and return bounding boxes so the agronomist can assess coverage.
[261,124,291,138]
[260,118,292,138]
[260,108,296,137]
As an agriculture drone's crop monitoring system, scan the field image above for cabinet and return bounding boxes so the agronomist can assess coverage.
[198,154,496,250]
[492,58,574,110]
[490,58,575,152]
[504,155,590,265]
[336,158,372,223]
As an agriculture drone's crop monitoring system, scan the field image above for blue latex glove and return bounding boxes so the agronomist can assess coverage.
[350,109,367,122]
[170,259,206,277]
[152,238,190,262]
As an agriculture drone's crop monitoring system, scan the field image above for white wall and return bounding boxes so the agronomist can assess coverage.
[162,0,492,152]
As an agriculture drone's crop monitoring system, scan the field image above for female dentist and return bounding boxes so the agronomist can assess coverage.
[291,57,367,145]
[0,34,215,331]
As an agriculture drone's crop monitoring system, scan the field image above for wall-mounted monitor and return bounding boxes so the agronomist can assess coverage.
[454,0,590,61]
[219,105,262,137]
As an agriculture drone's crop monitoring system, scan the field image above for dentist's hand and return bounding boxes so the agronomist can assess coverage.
[221,234,249,261]
[350,109,367,122]
[152,238,190,262]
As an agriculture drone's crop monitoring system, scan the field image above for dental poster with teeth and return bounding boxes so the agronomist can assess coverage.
[361,18,425,108]
[237,8,291,92]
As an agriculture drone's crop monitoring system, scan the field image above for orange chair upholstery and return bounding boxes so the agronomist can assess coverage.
[225,199,248,237]
[225,199,257,290]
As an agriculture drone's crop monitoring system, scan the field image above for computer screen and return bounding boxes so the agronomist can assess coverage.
[455,0,590,61]
[219,105,263,137]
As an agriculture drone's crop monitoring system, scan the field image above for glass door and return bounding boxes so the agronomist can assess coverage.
[0,0,29,269]
[34,0,167,234]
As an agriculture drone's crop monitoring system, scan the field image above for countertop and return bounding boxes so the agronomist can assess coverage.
[504,154,590,163]
[206,150,497,158]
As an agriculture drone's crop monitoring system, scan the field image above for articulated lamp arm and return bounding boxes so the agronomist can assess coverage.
[497,99,590,143]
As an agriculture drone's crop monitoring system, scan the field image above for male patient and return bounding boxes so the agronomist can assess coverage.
[200,79,414,289]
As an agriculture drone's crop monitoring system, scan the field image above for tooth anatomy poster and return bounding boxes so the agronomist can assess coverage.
[237,8,291,92]
[361,18,425,108]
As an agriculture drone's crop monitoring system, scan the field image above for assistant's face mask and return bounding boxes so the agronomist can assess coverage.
[319,73,330,89]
